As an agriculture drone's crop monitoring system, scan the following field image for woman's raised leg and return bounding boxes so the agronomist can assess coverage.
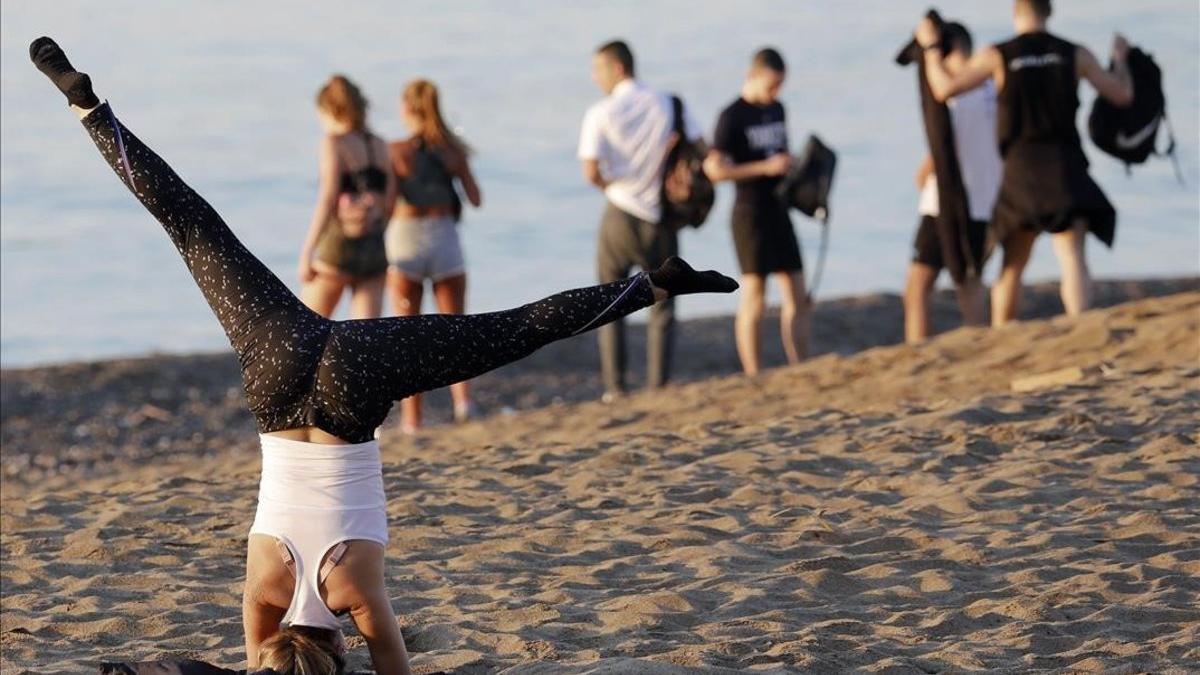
[32,38,330,400]
[329,258,738,403]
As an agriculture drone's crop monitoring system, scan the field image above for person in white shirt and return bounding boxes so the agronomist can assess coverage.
[578,39,704,399]
[904,23,1002,343]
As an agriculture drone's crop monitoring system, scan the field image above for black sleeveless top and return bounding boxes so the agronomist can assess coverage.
[336,131,388,195]
[990,32,1116,247]
[397,138,459,210]
[995,32,1081,157]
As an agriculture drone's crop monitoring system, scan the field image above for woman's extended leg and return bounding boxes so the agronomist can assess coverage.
[326,258,737,407]
[33,38,329,416]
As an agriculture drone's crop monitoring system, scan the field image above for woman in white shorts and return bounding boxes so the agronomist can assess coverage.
[387,79,482,433]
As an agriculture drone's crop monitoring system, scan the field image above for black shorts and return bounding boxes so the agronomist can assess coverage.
[912,215,988,273]
[732,201,803,275]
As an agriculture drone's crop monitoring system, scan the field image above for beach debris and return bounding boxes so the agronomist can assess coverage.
[1010,365,1101,393]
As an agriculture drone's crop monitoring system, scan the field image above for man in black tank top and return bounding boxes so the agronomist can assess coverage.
[914,0,1133,326]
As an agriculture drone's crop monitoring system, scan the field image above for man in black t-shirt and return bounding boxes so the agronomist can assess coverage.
[704,48,808,376]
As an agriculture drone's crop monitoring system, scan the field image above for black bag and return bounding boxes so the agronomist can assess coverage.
[660,95,714,229]
[1088,47,1177,170]
[775,134,837,220]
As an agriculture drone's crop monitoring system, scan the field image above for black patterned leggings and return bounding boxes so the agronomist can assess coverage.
[80,103,655,443]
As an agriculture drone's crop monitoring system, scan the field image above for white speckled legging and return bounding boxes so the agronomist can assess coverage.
[80,103,655,442]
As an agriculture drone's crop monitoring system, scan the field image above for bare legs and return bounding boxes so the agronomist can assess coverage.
[992,222,1090,326]
[302,264,385,320]
[903,263,986,344]
[1051,221,1091,316]
[991,228,1038,326]
[735,271,809,376]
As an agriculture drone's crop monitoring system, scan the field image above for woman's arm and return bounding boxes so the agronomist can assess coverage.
[447,148,482,208]
[329,543,411,675]
[1077,37,1133,107]
[298,136,340,282]
[378,137,398,221]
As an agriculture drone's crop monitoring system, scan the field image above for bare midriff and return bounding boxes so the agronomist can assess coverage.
[392,201,456,220]
[265,426,354,445]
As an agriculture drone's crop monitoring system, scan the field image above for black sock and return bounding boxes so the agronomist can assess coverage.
[30,37,99,109]
[649,257,739,296]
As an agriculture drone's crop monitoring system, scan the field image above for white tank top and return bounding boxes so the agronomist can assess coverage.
[249,435,388,630]
[918,80,1003,222]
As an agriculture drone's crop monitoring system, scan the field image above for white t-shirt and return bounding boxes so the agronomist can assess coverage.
[578,79,703,223]
[917,80,1003,222]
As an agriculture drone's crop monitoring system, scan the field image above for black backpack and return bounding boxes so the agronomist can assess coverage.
[775,134,837,220]
[1088,47,1178,173]
[660,95,714,229]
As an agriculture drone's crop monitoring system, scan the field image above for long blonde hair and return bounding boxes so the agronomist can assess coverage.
[258,626,345,675]
[402,79,470,154]
[316,75,368,131]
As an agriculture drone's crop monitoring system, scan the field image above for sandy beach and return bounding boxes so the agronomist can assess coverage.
[2,282,1198,673]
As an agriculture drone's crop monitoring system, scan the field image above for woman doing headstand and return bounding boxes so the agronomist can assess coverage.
[30,37,737,675]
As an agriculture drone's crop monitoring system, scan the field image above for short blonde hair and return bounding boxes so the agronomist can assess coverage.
[257,626,344,675]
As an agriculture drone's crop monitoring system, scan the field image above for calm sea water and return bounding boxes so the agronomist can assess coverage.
[2,1,1197,366]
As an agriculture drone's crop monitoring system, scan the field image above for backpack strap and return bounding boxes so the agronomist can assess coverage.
[670,95,685,137]
[1158,110,1185,185]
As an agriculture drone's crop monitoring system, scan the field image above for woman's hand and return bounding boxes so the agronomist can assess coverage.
[297,250,317,283]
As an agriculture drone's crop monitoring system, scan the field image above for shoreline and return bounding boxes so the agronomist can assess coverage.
[2,276,1195,488]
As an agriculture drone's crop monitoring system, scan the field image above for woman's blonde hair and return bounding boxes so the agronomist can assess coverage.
[257,626,345,675]
[402,79,471,154]
[316,75,368,130]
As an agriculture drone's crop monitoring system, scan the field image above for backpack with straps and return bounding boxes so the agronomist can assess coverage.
[1087,46,1179,175]
[660,94,714,229]
[334,132,385,238]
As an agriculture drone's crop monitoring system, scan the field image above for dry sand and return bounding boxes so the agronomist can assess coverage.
[2,289,1199,673]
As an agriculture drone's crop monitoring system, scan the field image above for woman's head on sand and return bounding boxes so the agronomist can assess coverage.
[257,625,345,675]
[316,75,368,134]
[401,78,470,154]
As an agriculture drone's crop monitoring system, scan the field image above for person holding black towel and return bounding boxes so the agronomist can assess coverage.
[915,0,1133,324]
[903,21,1001,343]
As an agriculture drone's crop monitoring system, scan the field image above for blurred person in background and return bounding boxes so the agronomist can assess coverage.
[903,22,1001,343]
[916,0,1133,324]
[704,48,807,375]
[298,75,395,320]
[579,39,704,401]
[387,79,482,433]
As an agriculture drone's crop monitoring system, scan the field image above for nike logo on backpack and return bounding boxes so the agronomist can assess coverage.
[1116,119,1159,149]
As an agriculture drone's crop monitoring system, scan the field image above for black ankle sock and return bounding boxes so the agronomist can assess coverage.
[649,257,739,296]
[30,37,99,109]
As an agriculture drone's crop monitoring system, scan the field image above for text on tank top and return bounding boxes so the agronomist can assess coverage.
[995,32,1081,156]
